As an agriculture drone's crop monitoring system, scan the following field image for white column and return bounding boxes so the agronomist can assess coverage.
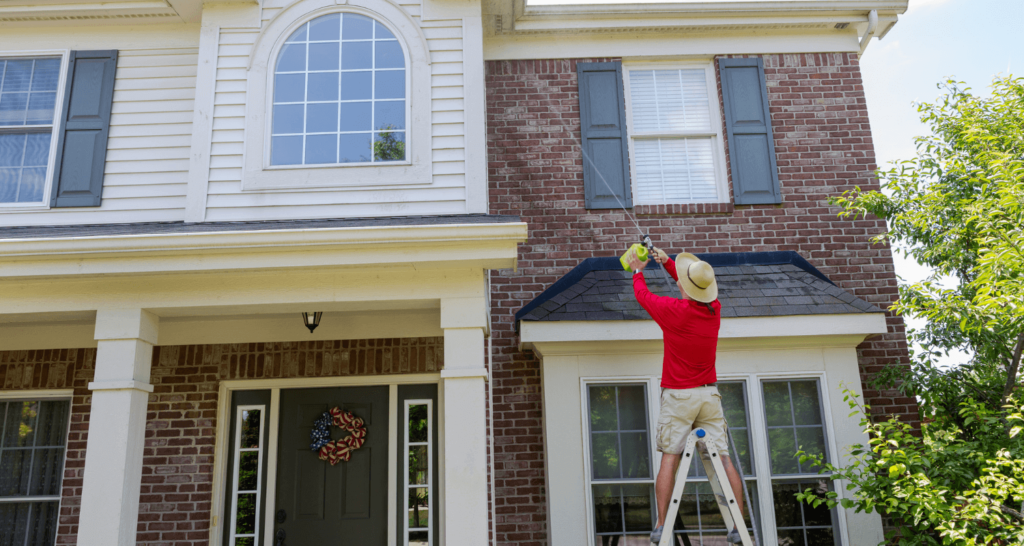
[440,297,489,546]
[78,309,159,546]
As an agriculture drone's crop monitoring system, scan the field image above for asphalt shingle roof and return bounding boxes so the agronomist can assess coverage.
[516,251,881,325]
[0,214,521,240]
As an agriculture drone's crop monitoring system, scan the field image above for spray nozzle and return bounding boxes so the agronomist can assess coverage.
[641,234,654,252]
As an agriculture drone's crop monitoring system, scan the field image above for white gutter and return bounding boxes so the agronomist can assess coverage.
[859,9,878,54]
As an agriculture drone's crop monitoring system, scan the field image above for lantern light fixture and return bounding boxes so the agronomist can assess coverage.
[302,311,323,333]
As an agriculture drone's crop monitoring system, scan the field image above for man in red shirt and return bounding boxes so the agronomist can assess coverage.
[626,248,746,545]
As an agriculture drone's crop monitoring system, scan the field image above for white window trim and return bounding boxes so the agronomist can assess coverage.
[579,372,850,546]
[621,61,730,206]
[0,49,70,212]
[243,0,432,191]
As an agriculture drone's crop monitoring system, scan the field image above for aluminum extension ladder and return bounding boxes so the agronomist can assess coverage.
[657,428,756,546]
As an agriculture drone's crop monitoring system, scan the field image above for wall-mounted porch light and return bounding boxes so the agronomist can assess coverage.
[302,312,323,333]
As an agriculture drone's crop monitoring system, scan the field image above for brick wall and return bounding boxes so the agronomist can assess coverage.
[0,337,443,546]
[486,54,915,546]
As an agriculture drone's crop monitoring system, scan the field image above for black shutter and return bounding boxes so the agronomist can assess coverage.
[50,50,117,208]
[718,57,782,205]
[577,61,632,209]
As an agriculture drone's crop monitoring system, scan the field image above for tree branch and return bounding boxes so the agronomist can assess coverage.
[1000,331,1024,409]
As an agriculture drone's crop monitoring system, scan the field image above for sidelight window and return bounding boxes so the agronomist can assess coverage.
[405,400,432,546]
[229,406,265,546]
[271,12,407,166]
[0,398,70,546]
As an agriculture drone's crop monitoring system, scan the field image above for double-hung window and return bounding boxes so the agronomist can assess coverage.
[0,56,62,205]
[623,64,727,205]
[0,397,70,546]
[583,378,842,546]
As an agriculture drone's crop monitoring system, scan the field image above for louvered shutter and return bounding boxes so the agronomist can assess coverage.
[577,62,632,209]
[718,57,782,205]
[50,50,117,208]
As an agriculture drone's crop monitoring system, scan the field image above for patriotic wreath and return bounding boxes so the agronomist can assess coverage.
[309,407,367,466]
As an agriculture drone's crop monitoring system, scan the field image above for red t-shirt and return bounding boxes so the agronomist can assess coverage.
[632,258,721,389]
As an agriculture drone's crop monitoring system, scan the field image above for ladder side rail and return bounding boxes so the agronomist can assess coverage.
[700,441,755,546]
[657,430,699,546]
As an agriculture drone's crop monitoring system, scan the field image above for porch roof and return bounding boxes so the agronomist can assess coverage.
[516,251,882,325]
[0,213,521,240]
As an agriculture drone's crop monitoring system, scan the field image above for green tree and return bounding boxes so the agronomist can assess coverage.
[374,125,405,162]
[798,76,1024,544]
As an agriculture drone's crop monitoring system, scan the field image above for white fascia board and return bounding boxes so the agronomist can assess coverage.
[521,1,908,18]
[521,313,888,355]
[0,221,528,278]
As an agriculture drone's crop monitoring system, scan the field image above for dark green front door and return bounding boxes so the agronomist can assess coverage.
[275,387,389,545]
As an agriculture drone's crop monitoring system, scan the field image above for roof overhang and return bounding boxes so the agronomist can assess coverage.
[486,0,905,48]
[0,220,528,279]
[520,312,888,357]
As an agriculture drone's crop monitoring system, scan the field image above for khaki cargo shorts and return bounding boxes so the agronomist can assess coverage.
[656,385,729,455]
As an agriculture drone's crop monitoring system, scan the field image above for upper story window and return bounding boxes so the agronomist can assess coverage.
[0,57,61,205]
[271,12,407,167]
[623,64,728,205]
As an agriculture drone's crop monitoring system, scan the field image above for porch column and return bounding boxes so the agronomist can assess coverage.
[78,309,159,546]
[440,297,489,546]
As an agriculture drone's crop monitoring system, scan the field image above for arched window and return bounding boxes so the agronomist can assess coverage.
[271,12,407,166]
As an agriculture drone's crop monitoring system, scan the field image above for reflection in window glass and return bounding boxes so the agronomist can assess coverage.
[0,57,61,204]
[763,380,840,546]
[271,12,406,166]
[406,401,432,546]
[231,407,264,546]
[0,399,69,546]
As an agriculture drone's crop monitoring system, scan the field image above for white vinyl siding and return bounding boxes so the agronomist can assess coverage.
[624,64,727,206]
[0,47,196,226]
[204,0,470,222]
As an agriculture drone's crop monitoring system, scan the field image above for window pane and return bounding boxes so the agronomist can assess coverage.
[237,451,259,492]
[592,484,624,534]
[763,382,794,427]
[27,448,63,496]
[338,133,371,163]
[588,386,618,432]
[0,133,50,204]
[235,493,257,534]
[633,138,717,205]
[0,169,17,202]
[308,42,340,72]
[306,72,338,102]
[3,60,32,93]
[773,480,839,546]
[240,409,261,449]
[621,484,654,532]
[3,401,39,448]
[408,404,428,443]
[373,131,404,162]
[375,41,404,69]
[768,428,799,475]
[772,482,803,528]
[590,432,619,480]
[271,136,302,165]
[0,448,32,496]
[408,486,429,528]
[795,428,826,473]
[409,531,428,546]
[375,70,405,99]
[778,529,806,546]
[23,133,49,167]
[408,445,428,485]
[0,92,28,126]
[236,538,255,546]
[31,59,60,92]
[374,21,395,40]
[791,381,823,426]
[306,103,339,133]
[341,71,371,100]
[272,104,304,134]
[619,432,650,479]
[617,386,647,431]
[341,42,372,70]
[629,69,711,133]
[800,481,834,527]
[719,383,747,428]
[305,134,337,164]
[374,100,404,131]
[276,43,306,72]
[26,93,56,125]
[286,23,307,43]
[275,73,306,103]
[0,501,59,546]
[343,14,373,40]
[308,13,340,41]
[339,101,371,132]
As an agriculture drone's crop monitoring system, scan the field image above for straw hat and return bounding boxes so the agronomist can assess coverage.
[675,253,718,303]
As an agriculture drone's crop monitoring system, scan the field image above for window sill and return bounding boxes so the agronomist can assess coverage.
[242,160,431,191]
[0,203,50,212]
[634,203,734,216]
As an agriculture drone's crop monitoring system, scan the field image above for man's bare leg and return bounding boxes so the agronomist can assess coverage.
[721,455,745,518]
[655,452,682,528]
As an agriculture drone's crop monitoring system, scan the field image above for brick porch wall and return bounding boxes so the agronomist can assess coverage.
[0,337,443,546]
[485,54,916,546]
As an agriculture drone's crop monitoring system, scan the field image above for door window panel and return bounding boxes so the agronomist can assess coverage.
[405,401,432,546]
[0,57,61,205]
[271,12,406,165]
[229,406,265,546]
[0,398,70,546]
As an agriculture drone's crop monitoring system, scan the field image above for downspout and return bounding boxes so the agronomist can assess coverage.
[487,271,498,546]
[859,9,879,55]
